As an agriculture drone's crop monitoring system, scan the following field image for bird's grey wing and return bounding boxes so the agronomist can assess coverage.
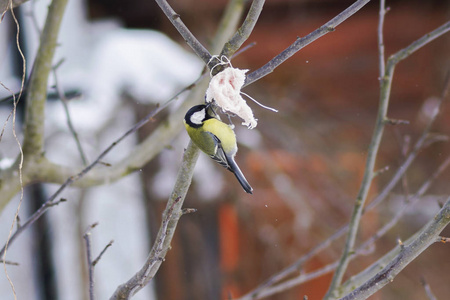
[202,131,231,170]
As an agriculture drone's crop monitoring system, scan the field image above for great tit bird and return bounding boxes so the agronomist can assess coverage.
[184,104,253,194]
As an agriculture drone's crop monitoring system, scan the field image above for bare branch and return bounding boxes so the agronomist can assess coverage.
[0,0,248,254]
[92,240,114,267]
[154,0,212,65]
[240,262,338,300]
[244,0,372,86]
[241,79,449,299]
[209,0,246,54]
[420,277,438,300]
[238,152,450,300]
[219,0,265,66]
[52,60,88,166]
[22,0,69,156]
[339,161,450,296]
[377,0,387,79]
[0,99,172,257]
[0,0,30,15]
[109,5,252,296]
[340,198,450,300]
[437,236,450,243]
[355,157,450,255]
[110,143,200,299]
[83,223,98,300]
[325,20,450,299]
[0,260,19,266]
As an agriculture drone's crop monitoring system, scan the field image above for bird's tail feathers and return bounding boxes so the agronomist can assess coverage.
[228,157,253,194]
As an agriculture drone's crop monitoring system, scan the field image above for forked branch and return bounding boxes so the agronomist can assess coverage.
[325,18,450,300]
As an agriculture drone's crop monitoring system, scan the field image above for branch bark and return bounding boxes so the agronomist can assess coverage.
[22,0,68,156]
[221,0,264,58]
[237,153,450,300]
[325,20,450,299]
[110,0,249,297]
[0,0,68,210]
[154,0,212,65]
[110,144,199,299]
[340,198,450,300]
[244,0,372,86]
[0,0,30,14]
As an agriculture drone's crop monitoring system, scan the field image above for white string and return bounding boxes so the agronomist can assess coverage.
[208,55,232,77]
[241,92,278,112]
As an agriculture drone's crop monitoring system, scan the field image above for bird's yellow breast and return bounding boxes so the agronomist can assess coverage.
[203,119,237,153]
[184,118,237,157]
[203,119,236,150]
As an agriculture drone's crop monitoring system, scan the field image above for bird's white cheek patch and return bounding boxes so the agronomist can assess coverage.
[191,109,205,125]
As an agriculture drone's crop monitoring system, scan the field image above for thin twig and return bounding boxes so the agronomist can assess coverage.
[219,0,265,66]
[239,81,448,299]
[366,69,450,212]
[357,155,450,254]
[0,0,30,14]
[340,198,450,300]
[243,262,338,300]
[377,0,386,79]
[438,236,450,243]
[0,260,19,266]
[244,0,372,86]
[83,223,98,300]
[420,277,438,300]
[154,0,212,65]
[208,0,246,57]
[110,143,200,299]
[240,67,450,300]
[128,197,181,296]
[52,60,88,165]
[238,153,450,300]
[110,3,247,297]
[92,240,114,267]
[325,20,450,299]
[2,1,27,299]
[232,42,257,59]
[338,161,450,295]
[0,98,173,257]
[242,23,450,300]
[329,1,392,285]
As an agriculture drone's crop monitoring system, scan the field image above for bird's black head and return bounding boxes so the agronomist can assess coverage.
[184,104,213,128]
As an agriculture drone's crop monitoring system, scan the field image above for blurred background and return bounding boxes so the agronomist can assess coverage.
[0,0,449,299]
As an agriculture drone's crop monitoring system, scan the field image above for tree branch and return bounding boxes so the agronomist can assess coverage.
[154,0,212,65]
[0,0,69,211]
[111,1,249,297]
[52,61,88,166]
[0,97,175,256]
[215,0,265,72]
[377,0,386,79]
[237,152,450,300]
[110,143,200,299]
[239,71,449,299]
[244,0,372,86]
[83,223,98,300]
[83,223,113,300]
[340,198,450,300]
[420,277,437,300]
[0,77,201,211]
[21,0,68,156]
[0,0,30,14]
[325,20,450,299]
